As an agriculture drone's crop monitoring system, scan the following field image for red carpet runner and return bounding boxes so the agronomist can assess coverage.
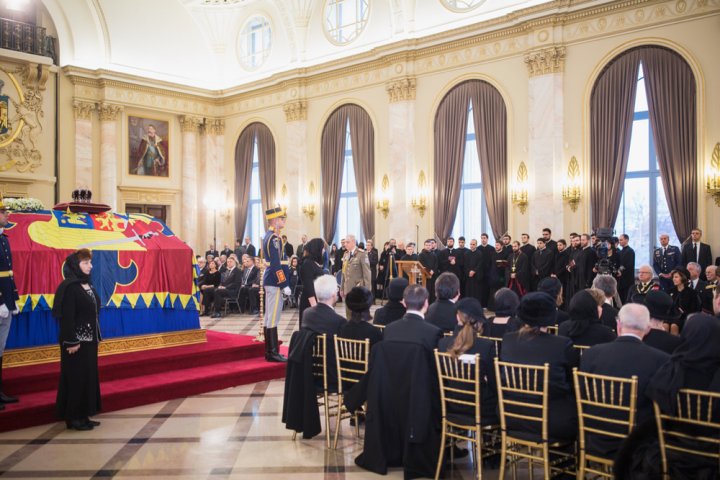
[0,331,286,432]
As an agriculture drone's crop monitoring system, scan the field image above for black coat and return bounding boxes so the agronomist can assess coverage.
[500,331,578,441]
[354,341,440,479]
[438,247,463,279]
[599,303,619,330]
[298,260,324,321]
[282,329,321,438]
[580,336,670,456]
[219,267,242,296]
[425,299,458,333]
[531,248,555,284]
[681,242,713,277]
[558,319,616,347]
[339,321,383,347]
[464,249,484,300]
[302,303,347,387]
[617,246,636,291]
[576,247,598,290]
[372,301,406,326]
[506,251,530,295]
[239,266,258,287]
[643,328,682,355]
[383,312,443,352]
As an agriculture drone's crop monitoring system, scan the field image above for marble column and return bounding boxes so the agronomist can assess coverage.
[524,46,567,234]
[201,119,226,246]
[386,77,417,242]
[73,100,95,189]
[180,115,203,253]
[283,100,308,240]
[98,103,123,209]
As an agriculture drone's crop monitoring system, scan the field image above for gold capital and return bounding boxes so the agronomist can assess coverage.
[73,100,95,120]
[283,100,307,122]
[524,46,566,77]
[385,77,416,102]
[97,103,123,121]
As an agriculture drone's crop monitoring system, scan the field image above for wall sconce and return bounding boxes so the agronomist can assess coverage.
[301,181,316,220]
[706,142,720,206]
[561,156,582,212]
[376,174,390,218]
[410,170,427,217]
[511,162,529,214]
[279,184,289,211]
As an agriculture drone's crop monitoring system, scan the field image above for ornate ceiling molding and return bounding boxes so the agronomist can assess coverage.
[524,46,566,77]
[72,100,95,120]
[386,77,417,102]
[283,100,307,122]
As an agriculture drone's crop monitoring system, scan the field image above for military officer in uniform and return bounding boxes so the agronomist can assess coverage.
[262,206,291,363]
[653,234,681,292]
[0,195,19,409]
[340,234,371,319]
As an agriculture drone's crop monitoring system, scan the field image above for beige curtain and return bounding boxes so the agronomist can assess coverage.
[640,47,697,241]
[320,107,350,244]
[234,125,255,240]
[469,81,508,239]
[347,105,375,241]
[589,50,642,231]
[433,85,470,240]
[255,123,276,228]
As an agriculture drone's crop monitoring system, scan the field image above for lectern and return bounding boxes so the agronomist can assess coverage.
[395,260,430,288]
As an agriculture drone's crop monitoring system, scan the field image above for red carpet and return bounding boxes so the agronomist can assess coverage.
[0,331,287,432]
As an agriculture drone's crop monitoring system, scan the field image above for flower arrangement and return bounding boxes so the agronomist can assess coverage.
[5,197,45,212]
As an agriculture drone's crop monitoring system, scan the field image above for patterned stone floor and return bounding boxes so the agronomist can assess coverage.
[0,305,510,479]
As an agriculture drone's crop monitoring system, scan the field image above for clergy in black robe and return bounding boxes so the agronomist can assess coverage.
[519,233,536,259]
[455,237,469,295]
[553,240,571,307]
[478,235,494,307]
[506,242,530,297]
[438,237,463,283]
[531,238,554,292]
[418,240,439,303]
[463,240,483,302]
[616,235,636,304]
[576,235,598,291]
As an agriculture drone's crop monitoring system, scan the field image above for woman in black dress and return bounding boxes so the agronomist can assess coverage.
[199,260,220,316]
[298,238,326,328]
[53,249,102,431]
[668,268,701,335]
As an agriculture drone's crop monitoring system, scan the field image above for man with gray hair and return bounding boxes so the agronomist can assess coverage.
[340,234,371,319]
[592,274,619,330]
[626,264,660,304]
[580,303,670,458]
[686,262,707,294]
[701,265,718,314]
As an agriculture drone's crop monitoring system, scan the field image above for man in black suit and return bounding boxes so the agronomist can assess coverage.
[243,236,256,258]
[207,255,242,318]
[681,228,713,280]
[701,265,718,314]
[580,303,670,458]
[205,243,219,258]
[531,238,554,291]
[425,272,459,333]
[592,274,619,330]
[237,254,259,313]
[615,234,635,304]
[282,235,294,258]
[220,243,233,257]
[641,290,682,354]
[383,284,442,352]
[302,274,348,387]
[687,262,707,294]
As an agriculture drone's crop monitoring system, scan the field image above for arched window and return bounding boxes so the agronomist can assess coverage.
[334,119,363,244]
[613,64,680,266]
[451,102,494,243]
[245,138,263,246]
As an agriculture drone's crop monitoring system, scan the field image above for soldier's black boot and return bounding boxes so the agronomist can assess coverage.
[0,356,18,404]
[264,327,286,363]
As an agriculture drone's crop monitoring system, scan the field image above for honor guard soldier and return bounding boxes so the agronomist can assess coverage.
[653,234,681,292]
[0,195,19,408]
[262,206,290,362]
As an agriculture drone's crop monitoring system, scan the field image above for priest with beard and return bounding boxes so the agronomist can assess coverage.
[506,241,530,297]
[418,239,439,303]
[552,239,571,308]
[576,234,598,291]
[531,238,555,291]
[438,237,463,283]
[464,239,483,302]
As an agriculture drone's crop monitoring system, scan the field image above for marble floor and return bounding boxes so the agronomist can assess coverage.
[0,305,506,479]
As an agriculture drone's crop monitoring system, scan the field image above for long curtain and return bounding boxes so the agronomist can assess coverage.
[641,47,697,241]
[469,82,508,239]
[256,123,277,227]
[433,86,470,241]
[320,107,350,244]
[347,105,375,241]
[589,50,642,230]
[234,125,256,241]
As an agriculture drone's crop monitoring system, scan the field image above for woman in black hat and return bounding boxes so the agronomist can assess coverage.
[53,249,102,431]
[559,288,616,347]
[298,238,326,328]
[438,297,498,425]
[500,291,578,442]
[339,286,382,346]
[668,267,701,335]
[641,290,682,354]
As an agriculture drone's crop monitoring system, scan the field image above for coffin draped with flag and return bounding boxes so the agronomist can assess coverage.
[4,209,200,349]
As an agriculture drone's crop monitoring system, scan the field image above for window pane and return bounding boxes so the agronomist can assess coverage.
[655,177,681,248]
[333,121,363,245]
[626,119,649,172]
[614,177,650,267]
[635,64,648,112]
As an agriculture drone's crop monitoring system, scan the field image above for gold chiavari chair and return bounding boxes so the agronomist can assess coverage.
[494,360,576,480]
[333,336,370,449]
[573,369,638,479]
[434,350,499,480]
[477,334,502,355]
[443,331,454,337]
[291,333,334,447]
[374,324,385,332]
[546,325,559,335]
[573,344,590,357]
[654,389,720,480]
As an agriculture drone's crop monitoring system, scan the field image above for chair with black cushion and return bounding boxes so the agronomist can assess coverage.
[223,289,241,316]
[494,359,576,480]
[434,350,500,480]
[573,369,638,479]
[332,336,370,449]
[654,389,720,480]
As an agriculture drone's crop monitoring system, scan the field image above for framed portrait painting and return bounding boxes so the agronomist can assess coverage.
[128,116,169,177]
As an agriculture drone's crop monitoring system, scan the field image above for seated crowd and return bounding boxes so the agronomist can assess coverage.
[278,226,720,479]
